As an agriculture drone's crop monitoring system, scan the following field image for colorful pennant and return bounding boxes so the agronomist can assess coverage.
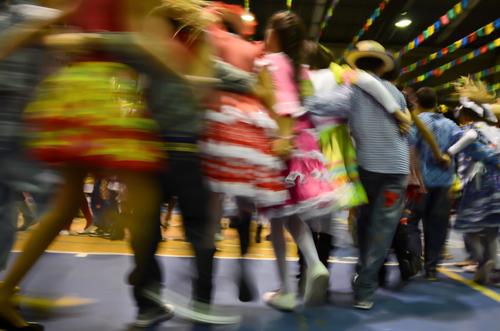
[440,83,500,101]
[400,18,500,75]
[286,0,292,12]
[339,0,390,61]
[394,0,473,59]
[433,65,500,91]
[401,38,500,86]
[315,0,340,42]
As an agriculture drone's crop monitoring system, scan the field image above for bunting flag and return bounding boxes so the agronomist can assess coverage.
[440,83,500,101]
[315,0,340,42]
[401,37,500,86]
[286,0,292,12]
[394,0,473,59]
[244,0,249,11]
[400,18,500,75]
[433,65,500,91]
[339,0,390,61]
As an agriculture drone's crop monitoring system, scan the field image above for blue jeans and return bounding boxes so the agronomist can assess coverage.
[354,167,407,302]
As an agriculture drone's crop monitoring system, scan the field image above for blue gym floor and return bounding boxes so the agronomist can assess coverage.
[3,217,500,331]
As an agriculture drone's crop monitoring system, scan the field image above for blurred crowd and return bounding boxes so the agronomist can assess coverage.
[1,0,500,330]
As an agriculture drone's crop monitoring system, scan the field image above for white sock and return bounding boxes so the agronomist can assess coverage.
[270,217,293,294]
[285,215,321,270]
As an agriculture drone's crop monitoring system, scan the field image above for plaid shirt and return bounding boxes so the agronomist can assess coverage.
[304,77,410,174]
[411,112,463,187]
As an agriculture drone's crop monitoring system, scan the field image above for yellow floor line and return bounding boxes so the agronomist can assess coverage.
[438,267,500,303]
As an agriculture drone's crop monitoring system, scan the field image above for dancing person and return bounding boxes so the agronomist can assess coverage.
[453,79,500,285]
[0,0,188,329]
[303,40,411,310]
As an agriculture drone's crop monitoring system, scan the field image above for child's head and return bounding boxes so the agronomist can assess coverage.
[415,87,437,112]
[265,11,306,81]
[302,40,336,70]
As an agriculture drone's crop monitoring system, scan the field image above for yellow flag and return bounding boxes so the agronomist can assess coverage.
[467,52,474,59]
[454,3,462,15]
[428,25,435,36]
[477,72,483,78]
[495,37,500,47]
[454,40,462,49]
[445,63,451,69]
[409,41,415,50]
[367,18,372,26]
[429,53,437,60]
[485,23,495,35]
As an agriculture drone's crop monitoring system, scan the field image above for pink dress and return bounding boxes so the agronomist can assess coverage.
[257,53,339,220]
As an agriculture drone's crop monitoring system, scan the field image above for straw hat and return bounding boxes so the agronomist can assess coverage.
[345,40,395,72]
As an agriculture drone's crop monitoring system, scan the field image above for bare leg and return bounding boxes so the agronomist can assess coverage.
[0,166,85,327]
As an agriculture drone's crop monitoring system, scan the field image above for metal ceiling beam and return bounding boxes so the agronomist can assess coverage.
[308,0,327,39]
[434,0,482,44]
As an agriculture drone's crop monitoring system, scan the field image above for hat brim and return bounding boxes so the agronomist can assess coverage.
[345,50,395,72]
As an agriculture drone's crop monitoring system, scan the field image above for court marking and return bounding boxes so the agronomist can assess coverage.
[438,267,500,304]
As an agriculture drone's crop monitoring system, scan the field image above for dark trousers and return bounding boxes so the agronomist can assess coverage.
[354,168,407,301]
[128,151,216,310]
[406,186,452,271]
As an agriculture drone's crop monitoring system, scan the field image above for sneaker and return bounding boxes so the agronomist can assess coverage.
[353,299,373,310]
[473,260,494,284]
[463,264,478,273]
[89,228,105,237]
[59,230,70,236]
[303,262,329,306]
[262,290,297,312]
[134,304,174,328]
[77,225,96,235]
[425,269,439,281]
[487,269,500,287]
[456,257,476,267]
[174,300,241,324]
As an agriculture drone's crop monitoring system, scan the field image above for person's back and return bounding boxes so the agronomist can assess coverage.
[412,87,462,188]
[348,79,409,174]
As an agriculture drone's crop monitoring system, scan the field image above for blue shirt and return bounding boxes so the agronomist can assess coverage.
[411,112,463,188]
[304,77,409,174]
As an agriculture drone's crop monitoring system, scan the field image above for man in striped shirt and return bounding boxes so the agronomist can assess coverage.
[303,41,410,310]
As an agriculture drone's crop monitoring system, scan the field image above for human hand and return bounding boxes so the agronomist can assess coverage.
[273,137,294,161]
[397,121,411,133]
[439,153,451,169]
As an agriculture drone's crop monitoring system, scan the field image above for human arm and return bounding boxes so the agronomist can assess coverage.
[302,85,354,119]
[411,110,447,167]
[0,0,83,60]
[446,129,478,157]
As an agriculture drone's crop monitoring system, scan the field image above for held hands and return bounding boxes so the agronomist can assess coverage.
[438,153,452,170]
[394,108,412,133]
[273,137,294,161]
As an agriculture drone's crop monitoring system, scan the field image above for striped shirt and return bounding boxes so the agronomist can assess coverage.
[411,113,463,187]
[304,77,409,174]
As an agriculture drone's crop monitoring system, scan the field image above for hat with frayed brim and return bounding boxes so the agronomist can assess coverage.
[346,40,395,72]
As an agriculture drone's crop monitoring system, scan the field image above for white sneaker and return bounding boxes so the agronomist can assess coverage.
[463,264,478,273]
[214,233,225,242]
[59,230,70,236]
[303,263,329,306]
[262,290,297,312]
[174,301,241,325]
[77,225,96,235]
[134,304,174,328]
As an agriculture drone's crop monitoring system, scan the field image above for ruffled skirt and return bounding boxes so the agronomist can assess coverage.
[22,62,165,172]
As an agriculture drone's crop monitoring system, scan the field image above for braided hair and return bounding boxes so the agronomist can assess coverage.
[268,11,306,85]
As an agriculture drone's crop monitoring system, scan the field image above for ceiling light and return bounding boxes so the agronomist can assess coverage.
[395,19,412,27]
[241,14,255,22]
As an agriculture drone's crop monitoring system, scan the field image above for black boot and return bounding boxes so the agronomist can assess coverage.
[318,233,333,268]
[255,224,262,243]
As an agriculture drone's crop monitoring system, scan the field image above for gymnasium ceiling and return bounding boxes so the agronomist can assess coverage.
[217,0,500,101]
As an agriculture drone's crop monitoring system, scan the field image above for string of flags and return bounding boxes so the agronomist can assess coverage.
[433,65,500,91]
[394,0,473,59]
[286,0,292,12]
[401,37,500,86]
[339,0,390,61]
[315,0,339,42]
[440,83,500,100]
[400,18,500,75]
